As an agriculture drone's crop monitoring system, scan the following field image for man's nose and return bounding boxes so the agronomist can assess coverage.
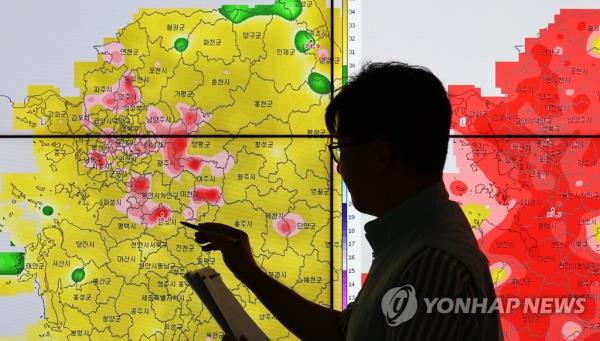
[336,161,341,174]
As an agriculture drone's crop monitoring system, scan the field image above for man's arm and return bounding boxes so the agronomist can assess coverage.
[189,222,343,341]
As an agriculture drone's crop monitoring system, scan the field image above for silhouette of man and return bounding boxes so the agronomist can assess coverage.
[189,62,503,340]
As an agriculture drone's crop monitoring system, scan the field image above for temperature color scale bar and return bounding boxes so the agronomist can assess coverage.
[341,0,362,309]
[343,185,366,307]
[343,0,361,86]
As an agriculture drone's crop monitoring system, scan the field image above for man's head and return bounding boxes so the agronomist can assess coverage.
[325,61,451,215]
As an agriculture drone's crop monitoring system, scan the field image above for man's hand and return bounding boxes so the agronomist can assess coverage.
[186,222,259,281]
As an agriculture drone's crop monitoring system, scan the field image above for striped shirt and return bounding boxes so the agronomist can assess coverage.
[339,181,503,340]
[340,247,497,340]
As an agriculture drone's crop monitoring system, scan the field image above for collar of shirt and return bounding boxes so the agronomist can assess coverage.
[363,180,449,258]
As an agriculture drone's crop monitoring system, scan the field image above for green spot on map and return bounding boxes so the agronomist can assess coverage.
[174,38,189,52]
[72,268,85,283]
[219,0,303,24]
[42,205,54,216]
[294,31,315,53]
[308,72,331,95]
[0,252,25,275]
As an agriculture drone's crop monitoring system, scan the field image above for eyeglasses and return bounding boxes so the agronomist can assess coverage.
[327,140,367,163]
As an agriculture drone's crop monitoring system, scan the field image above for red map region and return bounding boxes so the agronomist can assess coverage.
[448,10,600,340]
[450,10,600,135]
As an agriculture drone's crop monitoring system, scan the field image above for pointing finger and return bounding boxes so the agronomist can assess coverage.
[196,223,245,238]
[201,243,219,252]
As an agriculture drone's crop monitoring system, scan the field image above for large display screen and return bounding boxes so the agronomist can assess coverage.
[0,1,343,339]
[343,2,600,340]
[1,1,600,340]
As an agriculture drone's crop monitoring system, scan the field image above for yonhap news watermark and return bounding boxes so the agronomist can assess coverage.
[420,296,586,314]
[381,285,587,326]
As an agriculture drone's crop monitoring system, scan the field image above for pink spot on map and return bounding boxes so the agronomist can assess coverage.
[145,104,234,179]
[130,176,150,194]
[450,180,468,196]
[183,110,198,125]
[318,49,329,61]
[272,213,304,237]
[116,174,173,228]
[100,42,125,67]
[82,71,141,118]
[184,185,224,220]
[186,157,202,172]
[146,204,172,225]
[86,151,108,170]
[192,186,222,204]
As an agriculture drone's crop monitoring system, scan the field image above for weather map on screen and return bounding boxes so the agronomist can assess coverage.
[447,10,600,339]
[2,0,600,340]
[342,5,600,340]
[0,0,344,339]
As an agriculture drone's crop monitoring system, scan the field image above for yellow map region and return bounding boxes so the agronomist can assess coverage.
[1,0,344,339]
[12,1,343,136]
[1,138,336,340]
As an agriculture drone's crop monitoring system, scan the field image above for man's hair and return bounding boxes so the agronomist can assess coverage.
[325,61,451,177]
